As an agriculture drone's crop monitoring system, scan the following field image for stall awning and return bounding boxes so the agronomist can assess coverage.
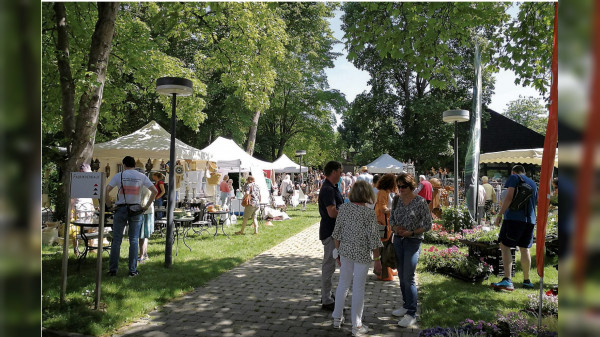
[479,148,558,168]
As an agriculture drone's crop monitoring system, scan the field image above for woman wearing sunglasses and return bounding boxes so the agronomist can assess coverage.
[389,173,432,328]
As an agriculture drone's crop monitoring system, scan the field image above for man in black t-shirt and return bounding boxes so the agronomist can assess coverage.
[318,161,343,311]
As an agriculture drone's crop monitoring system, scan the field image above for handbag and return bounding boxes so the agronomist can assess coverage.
[241,185,253,207]
[381,238,397,269]
[121,171,144,217]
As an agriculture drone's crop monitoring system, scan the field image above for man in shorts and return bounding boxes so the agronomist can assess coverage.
[491,165,538,291]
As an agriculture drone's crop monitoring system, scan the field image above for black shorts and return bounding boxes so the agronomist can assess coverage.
[498,220,535,248]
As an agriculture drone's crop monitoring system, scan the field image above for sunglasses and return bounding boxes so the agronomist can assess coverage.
[398,185,409,189]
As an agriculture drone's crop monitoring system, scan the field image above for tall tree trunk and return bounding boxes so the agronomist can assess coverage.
[54,2,119,221]
[54,2,76,144]
[245,109,261,155]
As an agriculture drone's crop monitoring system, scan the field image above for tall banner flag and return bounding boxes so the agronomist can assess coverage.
[536,3,559,278]
[464,42,483,221]
[574,0,600,289]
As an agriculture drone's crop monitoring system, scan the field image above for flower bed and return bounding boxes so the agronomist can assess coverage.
[420,311,558,337]
[524,292,558,317]
[422,245,493,283]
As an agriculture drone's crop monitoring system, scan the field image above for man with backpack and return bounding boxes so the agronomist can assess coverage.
[491,165,538,291]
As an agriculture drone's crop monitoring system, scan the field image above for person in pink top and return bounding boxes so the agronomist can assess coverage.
[414,175,432,204]
[219,175,230,207]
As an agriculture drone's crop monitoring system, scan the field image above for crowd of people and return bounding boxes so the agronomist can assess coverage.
[316,161,542,335]
[73,154,542,336]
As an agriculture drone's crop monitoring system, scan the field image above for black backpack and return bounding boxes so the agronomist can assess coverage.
[509,175,534,211]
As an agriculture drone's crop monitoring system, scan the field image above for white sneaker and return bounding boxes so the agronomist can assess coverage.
[333,316,344,329]
[392,307,408,317]
[398,314,417,328]
[352,324,369,336]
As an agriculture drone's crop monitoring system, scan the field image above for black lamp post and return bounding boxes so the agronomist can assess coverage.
[442,109,470,209]
[156,77,193,268]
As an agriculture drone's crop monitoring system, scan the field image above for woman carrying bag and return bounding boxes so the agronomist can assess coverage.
[235,176,261,235]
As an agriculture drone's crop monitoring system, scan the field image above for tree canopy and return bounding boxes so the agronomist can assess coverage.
[337,2,554,171]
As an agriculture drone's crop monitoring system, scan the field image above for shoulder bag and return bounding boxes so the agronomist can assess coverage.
[241,184,253,207]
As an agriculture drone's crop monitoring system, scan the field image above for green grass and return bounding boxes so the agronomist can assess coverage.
[42,204,320,336]
[418,243,559,329]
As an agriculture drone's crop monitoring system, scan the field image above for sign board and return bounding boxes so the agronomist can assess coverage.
[71,172,103,199]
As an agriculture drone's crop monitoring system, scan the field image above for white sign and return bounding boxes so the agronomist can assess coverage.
[71,172,103,199]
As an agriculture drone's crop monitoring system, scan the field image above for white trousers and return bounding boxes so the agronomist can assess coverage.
[332,255,370,329]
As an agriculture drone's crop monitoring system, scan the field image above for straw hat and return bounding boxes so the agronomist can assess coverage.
[360,166,368,172]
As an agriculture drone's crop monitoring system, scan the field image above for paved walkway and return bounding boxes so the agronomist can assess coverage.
[112,223,421,337]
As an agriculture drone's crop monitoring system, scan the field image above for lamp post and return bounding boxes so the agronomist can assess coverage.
[442,109,470,209]
[156,77,193,268]
[295,150,306,192]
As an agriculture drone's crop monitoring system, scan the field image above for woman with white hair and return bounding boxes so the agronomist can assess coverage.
[280,174,293,212]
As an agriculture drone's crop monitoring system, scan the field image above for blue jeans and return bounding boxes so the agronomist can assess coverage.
[154,198,163,219]
[393,237,422,317]
[109,206,143,274]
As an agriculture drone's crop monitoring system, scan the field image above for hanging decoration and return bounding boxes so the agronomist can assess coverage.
[145,158,153,173]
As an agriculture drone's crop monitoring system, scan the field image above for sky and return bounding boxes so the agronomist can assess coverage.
[324,9,545,125]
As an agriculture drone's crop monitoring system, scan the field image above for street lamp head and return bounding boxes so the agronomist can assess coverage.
[295,150,306,156]
[442,109,470,123]
[156,77,193,96]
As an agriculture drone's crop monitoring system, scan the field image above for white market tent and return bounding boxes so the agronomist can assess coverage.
[200,136,272,172]
[200,136,272,203]
[366,153,405,173]
[93,120,211,162]
[93,120,212,199]
[479,148,558,168]
[271,154,308,173]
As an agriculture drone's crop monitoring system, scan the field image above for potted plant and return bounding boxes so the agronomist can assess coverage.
[441,205,472,233]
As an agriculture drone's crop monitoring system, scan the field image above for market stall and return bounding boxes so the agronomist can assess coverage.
[365,153,406,174]
[92,121,214,201]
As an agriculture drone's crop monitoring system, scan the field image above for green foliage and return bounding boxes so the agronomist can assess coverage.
[339,2,502,170]
[442,206,472,233]
[503,95,548,135]
[500,2,555,97]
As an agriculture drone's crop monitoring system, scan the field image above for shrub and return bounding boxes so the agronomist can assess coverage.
[442,206,472,232]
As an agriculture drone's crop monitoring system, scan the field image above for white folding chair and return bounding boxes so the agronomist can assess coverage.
[297,189,308,210]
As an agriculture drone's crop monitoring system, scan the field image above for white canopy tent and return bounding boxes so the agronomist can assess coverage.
[94,120,210,162]
[271,154,308,173]
[92,120,213,200]
[200,136,272,172]
[366,154,405,173]
[479,148,558,168]
[200,136,272,203]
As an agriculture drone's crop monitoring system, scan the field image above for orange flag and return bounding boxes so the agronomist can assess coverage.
[536,2,559,278]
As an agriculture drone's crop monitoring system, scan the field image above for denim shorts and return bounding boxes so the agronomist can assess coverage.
[498,220,535,248]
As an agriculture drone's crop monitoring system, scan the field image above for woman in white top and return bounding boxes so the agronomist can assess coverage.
[279,174,293,212]
[331,181,383,336]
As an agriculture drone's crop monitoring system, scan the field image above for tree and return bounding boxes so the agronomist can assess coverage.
[503,96,548,135]
[499,2,554,97]
[48,2,119,220]
[340,2,503,170]
[254,2,345,161]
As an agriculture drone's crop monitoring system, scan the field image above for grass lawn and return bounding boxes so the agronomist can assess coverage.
[418,242,559,330]
[42,204,320,336]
